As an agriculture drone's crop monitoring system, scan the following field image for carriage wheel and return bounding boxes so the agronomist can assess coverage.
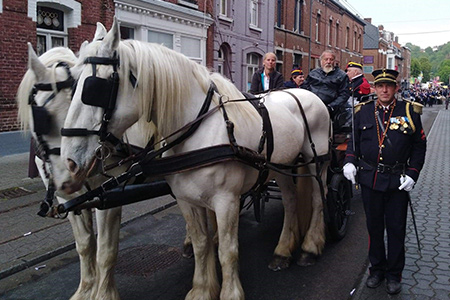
[327,173,352,241]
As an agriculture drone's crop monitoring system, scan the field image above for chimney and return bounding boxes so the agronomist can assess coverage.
[364,18,372,24]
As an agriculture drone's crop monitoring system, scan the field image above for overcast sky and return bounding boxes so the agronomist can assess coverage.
[338,0,450,49]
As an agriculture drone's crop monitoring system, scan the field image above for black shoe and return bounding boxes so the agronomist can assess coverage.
[386,280,402,295]
[366,274,383,288]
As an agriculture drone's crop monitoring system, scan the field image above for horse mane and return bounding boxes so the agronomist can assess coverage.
[117,40,257,140]
[16,47,77,130]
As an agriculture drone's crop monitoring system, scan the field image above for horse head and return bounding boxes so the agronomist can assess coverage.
[61,18,141,186]
[16,22,110,194]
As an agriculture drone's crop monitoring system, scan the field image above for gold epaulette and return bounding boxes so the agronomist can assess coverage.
[403,98,423,115]
[354,99,374,114]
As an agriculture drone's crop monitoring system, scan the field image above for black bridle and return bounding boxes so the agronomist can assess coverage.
[60,54,123,157]
[28,61,75,217]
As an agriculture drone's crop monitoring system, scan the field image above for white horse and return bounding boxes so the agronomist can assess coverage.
[61,19,331,300]
[16,23,144,300]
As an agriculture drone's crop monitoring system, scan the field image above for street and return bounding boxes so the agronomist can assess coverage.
[0,105,442,300]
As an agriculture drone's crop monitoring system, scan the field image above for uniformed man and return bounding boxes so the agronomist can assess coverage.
[343,68,427,295]
[345,61,371,104]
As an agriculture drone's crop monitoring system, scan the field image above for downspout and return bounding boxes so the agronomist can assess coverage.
[308,0,313,72]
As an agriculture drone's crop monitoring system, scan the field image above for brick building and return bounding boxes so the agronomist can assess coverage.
[0,0,115,132]
[274,0,365,81]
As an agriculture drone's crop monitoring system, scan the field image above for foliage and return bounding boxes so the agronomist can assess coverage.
[410,58,421,78]
[407,42,450,84]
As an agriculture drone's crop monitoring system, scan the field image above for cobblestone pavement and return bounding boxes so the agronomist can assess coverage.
[352,108,450,300]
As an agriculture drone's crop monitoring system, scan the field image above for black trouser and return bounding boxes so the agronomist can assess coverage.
[361,186,409,282]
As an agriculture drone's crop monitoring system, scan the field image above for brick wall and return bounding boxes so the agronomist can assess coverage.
[0,0,35,131]
[0,0,114,132]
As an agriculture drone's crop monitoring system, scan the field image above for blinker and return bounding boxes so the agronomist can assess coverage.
[81,75,114,108]
[32,105,52,135]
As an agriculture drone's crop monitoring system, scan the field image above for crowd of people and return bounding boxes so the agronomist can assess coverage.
[401,86,449,108]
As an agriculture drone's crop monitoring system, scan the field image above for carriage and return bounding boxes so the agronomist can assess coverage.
[19,19,356,300]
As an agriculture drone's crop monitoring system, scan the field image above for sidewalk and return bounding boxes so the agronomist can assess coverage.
[0,131,176,284]
[352,108,450,300]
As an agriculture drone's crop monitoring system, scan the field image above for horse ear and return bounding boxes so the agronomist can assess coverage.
[93,22,107,41]
[28,42,47,80]
[102,17,120,54]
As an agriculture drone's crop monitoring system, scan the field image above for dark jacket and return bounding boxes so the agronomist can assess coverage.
[249,68,284,94]
[301,67,350,112]
[284,80,299,88]
[344,99,427,192]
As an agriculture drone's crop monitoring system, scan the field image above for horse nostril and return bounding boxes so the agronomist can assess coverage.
[67,158,78,173]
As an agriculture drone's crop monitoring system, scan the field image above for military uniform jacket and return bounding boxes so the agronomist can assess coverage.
[349,74,371,102]
[344,99,427,192]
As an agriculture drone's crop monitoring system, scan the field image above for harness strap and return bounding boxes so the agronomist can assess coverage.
[280,90,330,207]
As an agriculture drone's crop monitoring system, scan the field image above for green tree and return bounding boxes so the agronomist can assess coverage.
[411,58,421,78]
[438,60,450,85]
[419,57,432,82]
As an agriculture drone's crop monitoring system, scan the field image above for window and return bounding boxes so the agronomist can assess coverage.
[353,30,357,50]
[148,30,174,49]
[218,44,231,79]
[120,26,135,40]
[181,36,201,59]
[294,0,303,32]
[327,19,332,46]
[335,22,339,48]
[250,0,259,27]
[345,26,349,48]
[358,33,361,52]
[276,50,283,72]
[247,53,260,91]
[36,6,67,56]
[276,0,282,28]
[388,57,394,69]
[220,0,228,16]
[294,53,302,69]
[315,13,321,42]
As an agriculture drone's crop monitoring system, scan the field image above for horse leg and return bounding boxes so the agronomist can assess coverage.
[214,197,244,300]
[183,209,217,258]
[91,207,122,300]
[297,163,328,266]
[64,202,97,300]
[183,224,194,258]
[178,200,219,300]
[268,174,304,271]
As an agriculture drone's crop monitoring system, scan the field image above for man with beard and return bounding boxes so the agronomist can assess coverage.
[301,50,350,121]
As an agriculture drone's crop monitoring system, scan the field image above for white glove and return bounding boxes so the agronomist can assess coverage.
[343,163,357,184]
[399,175,415,191]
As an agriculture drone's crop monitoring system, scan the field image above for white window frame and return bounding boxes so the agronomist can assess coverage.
[247,53,260,91]
[220,0,228,17]
[294,0,302,33]
[315,13,321,42]
[36,5,68,55]
[218,48,224,75]
[250,0,259,27]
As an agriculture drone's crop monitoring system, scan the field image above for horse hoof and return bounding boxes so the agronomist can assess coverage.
[268,254,292,271]
[182,243,194,258]
[297,252,318,267]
